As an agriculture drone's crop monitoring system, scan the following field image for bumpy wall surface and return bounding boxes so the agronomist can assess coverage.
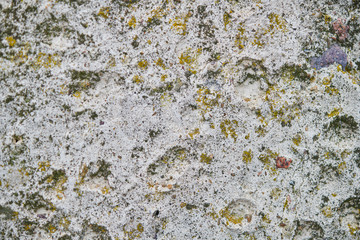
[1,0,360,239]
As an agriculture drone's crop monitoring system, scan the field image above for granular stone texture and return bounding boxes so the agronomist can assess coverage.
[1,0,360,239]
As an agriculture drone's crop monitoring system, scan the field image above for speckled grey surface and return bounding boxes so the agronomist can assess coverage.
[1,0,360,239]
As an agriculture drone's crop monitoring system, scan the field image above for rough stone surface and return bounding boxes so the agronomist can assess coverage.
[1,0,360,239]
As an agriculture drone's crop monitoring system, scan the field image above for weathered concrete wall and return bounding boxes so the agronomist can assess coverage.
[0,0,360,239]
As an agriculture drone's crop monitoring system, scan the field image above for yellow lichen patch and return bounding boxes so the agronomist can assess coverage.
[188,128,200,139]
[263,85,301,125]
[281,69,295,83]
[59,217,70,230]
[101,186,110,194]
[270,188,281,200]
[223,11,232,31]
[59,84,68,95]
[73,91,81,98]
[24,224,32,231]
[236,12,287,50]
[337,64,345,73]
[220,119,238,142]
[171,17,187,35]
[324,151,332,160]
[322,75,334,85]
[258,149,278,165]
[137,223,144,233]
[38,161,50,172]
[6,36,16,47]
[123,223,144,240]
[33,52,61,69]
[179,48,202,74]
[324,14,331,24]
[292,134,301,146]
[74,187,83,197]
[161,219,168,230]
[77,164,88,185]
[242,150,253,164]
[340,150,351,160]
[18,167,30,177]
[106,57,116,69]
[128,16,137,28]
[252,12,287,47]
[345,69,360,84]
[11,46,29,64]
[49,202,56,212]
[80,80,91,89]
[133,75,144,84]
[235,23,247,50]
[254,0,263,9]
[145,190,166,201]
[55,176,67,198]
[200,153,213,164]
[48,224,57,234]
[179,51,192,64]
[170,12,192,35]
[321,74,339,95]
[328,108,341,118]
[207,208,220,221]
[325,86,339,95]
[267,13,287,33]
[156,58,166,69]
[338,161,346,174]
[160,92,172,107]
[283,197,289,211]
[121,51,131,64]
[264,164,279,176]
[219,207,243,225]
[196,87,221,116]
[147,7,166,27]
[56,193,64,200]
[251,37,265,48]
[348,223,360,235]
[351,76,359,84]
[98,7,110,19]
[321,206,333,218]
[12,211,19,221]
[160,74,168,82]
[262,213,271,224]
[1,179,10,188]
[255,110,268,126]
[138,60,149,70]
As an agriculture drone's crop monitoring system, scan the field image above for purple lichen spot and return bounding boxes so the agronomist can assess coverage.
[311,44,347,70]
[37,214,47,219]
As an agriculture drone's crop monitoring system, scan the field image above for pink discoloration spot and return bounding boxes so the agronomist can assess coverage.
[332,18,349,41]
[275,156,292,169]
